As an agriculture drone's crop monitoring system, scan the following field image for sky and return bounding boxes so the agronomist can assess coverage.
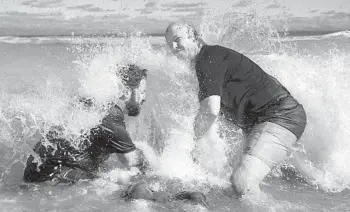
[0,0,349,36]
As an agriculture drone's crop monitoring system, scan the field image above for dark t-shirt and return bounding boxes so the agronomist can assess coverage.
[195,45,292,126]
[23,104,136,183]
[88,104,136,159]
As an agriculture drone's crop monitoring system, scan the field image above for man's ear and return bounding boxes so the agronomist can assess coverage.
[193,29,199,39]
[79,96,94,107]
[142,69,148,78]
[119,94,127,100]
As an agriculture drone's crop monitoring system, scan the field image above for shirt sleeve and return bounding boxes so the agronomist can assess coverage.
[102,104,126,128]
[195,58,226,102]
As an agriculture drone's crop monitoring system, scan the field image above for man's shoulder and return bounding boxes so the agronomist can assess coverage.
[201,44,225,54]
[198,45,239,61]
[101,104,126,128]
[108,104,124,116]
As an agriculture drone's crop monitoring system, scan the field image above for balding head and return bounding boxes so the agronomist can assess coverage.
[164,22,203,60]
[165,22,199,45]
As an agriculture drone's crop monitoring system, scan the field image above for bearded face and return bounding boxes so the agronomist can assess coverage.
[118,64,148,116]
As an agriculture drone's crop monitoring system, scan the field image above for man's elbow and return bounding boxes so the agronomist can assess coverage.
[208,100,220,117]
[208,107,220,117]
[199,105,220,118]
[200,95,221,117]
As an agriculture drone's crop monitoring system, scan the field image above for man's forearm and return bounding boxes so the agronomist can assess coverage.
[193,111,218,140]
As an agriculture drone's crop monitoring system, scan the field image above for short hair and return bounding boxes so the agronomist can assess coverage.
[119,64,148,86]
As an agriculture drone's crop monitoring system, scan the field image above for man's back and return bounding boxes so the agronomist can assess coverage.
[195,45,290,124]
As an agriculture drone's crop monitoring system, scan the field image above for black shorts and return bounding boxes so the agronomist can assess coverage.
[23,158,96,184]
[255,96,307,139]
[221,96,307,139]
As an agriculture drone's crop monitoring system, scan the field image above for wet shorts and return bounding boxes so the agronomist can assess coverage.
[244,122,297,168]
[257,95,307,139]
[23,153,97,183]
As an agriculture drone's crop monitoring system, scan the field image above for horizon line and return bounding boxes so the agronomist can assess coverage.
[0,29,349,38]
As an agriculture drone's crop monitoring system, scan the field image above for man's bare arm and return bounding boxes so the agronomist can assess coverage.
[193,95,221,140]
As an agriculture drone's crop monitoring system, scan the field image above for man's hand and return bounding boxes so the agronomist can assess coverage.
[190,138,205,164]
[190,146,200,164]
[193,95,220,140]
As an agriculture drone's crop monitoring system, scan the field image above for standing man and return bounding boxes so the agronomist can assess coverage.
[164,22,307,195]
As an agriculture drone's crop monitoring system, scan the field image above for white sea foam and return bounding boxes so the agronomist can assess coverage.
[0,2,349,211]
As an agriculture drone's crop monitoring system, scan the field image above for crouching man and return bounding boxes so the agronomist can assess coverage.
[23,64,149,184]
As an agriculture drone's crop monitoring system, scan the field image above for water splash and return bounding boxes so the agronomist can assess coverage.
[0,5,350,212]
[199,0,289,53]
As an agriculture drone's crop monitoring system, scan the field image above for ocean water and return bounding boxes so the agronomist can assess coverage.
[1,14,350,212]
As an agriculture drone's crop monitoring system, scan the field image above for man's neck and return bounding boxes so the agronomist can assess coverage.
[192,41,206,64]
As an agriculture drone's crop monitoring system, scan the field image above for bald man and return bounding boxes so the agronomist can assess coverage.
[165,22,307,195]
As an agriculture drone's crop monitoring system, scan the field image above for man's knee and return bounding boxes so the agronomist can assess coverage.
[230,154,270,195]
[122,181,154,201]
